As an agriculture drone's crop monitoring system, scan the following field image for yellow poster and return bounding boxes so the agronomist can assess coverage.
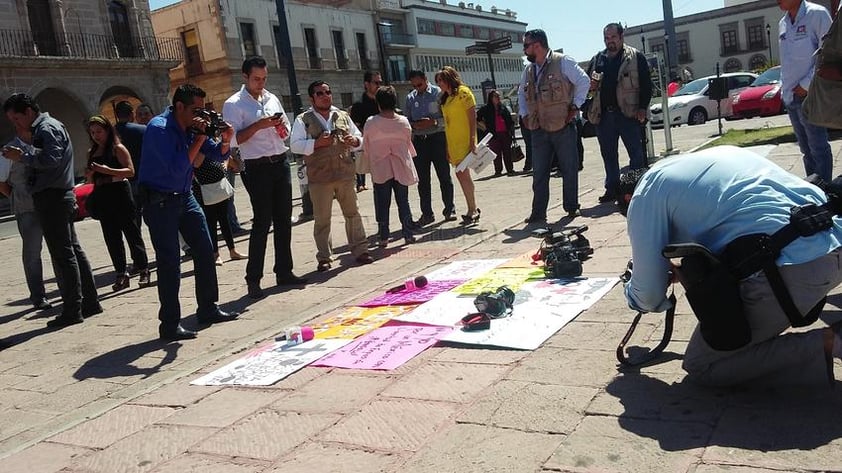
[313,305,418,339]
[497,249,545,269]
[451,267,545,295]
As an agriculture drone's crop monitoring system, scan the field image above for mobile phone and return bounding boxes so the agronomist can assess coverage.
[272,112,283,119]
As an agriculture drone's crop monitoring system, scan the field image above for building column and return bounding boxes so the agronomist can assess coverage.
[51,0,71,56]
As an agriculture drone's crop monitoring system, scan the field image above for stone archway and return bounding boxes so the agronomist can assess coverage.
[34,88,91,178]
[98,85,146,123]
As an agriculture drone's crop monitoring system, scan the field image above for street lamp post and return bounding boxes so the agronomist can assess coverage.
[766,23,773,66]
[641,35,646,53]
[273,0,303,114]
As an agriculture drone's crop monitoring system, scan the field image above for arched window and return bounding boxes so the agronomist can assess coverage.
[28,0,58,56]
[109,1,135,57]
[749,54,767,71]
[723,57,742,73]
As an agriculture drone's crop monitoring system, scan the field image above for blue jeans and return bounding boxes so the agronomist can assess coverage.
[530,124,579,217]
[787,96,833,182]
[142,189,218,331]
[33,188,98,318]
[16,211,50,303]
[373,179,413,240]
[242,159,294,283]
[596,110,646,192]
[412,132,455,217]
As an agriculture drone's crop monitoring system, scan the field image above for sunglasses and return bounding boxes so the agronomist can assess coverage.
[522,42,534,50]
[314,90,332,97]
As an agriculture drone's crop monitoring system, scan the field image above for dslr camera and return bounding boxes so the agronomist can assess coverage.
[531,225,593,278]
[192,108,229,139]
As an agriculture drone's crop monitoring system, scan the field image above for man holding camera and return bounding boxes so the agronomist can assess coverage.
[139,84,239,341]
[290,81,371,272]
[586,22,651,204]
[223,56,305,299]
[622,146,842,386]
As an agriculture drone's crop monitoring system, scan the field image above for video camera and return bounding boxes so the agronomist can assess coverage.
[192,108,229,139]
[531,225,593,279]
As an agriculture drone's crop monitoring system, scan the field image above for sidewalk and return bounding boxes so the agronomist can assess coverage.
[3,116,842,473]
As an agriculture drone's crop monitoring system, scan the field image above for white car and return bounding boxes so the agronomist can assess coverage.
[650,72,757,127]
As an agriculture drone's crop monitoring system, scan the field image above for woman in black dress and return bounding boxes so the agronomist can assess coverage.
[85,115,150,290]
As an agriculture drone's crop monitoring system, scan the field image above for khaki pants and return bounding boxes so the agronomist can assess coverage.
[683,248,842,386]
[309,179,368,263]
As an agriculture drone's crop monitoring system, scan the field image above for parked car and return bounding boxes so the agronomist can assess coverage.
[731,66,785,119]
[649,72,757,127]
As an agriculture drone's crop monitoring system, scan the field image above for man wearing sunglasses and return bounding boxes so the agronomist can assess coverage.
[290,81,372,273]
[518,29,590,224]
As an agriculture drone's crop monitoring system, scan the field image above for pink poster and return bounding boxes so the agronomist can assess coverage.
[359,279,467,307]
[313,324,454,370]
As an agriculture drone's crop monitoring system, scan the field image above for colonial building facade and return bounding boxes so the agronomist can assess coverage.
[0,0,181,216]
[624,0,835,81]
[150,0,525,112]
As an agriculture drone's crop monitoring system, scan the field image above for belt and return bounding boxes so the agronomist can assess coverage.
[604,106,620,112]
[412,131,444,141]
[246,153,287,165]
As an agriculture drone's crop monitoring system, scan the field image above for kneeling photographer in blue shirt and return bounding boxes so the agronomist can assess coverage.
[621,146,842,386]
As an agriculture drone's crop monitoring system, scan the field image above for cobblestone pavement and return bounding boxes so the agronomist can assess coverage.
[4,115,842,473]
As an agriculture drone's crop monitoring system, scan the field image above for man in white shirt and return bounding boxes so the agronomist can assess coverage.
[222,56,306,299]
[778,0,833,181]
[290,80,372,272]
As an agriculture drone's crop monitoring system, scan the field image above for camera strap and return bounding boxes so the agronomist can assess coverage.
[616,292,676,367]
[722,202,833,328]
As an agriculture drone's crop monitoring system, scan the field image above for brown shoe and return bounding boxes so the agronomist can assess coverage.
[355,253,374,265]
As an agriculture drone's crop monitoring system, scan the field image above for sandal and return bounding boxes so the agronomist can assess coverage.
[460,208,481,225]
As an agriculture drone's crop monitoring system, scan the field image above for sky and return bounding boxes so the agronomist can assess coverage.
[148,0,729,61]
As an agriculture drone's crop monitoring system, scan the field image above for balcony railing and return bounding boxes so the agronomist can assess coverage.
[382,31,416,46]
[0,29,182,62]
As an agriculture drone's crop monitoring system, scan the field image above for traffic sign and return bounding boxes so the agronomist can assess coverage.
[465,42,488,56]
[487,35,512,52]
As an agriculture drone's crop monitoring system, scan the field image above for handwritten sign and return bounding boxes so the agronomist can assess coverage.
[425,259,507,281]
[393,291,477,326]
[191,339,352,386]
[313,305,417,339]
[443,278,619,350]
[359,279,466,307]
[451,267,544,295]
[313,324,454,370]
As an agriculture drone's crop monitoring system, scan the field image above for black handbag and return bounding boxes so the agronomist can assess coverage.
[510,142,525,163]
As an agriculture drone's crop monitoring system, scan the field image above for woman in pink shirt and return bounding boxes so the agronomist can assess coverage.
[363,86,419,248]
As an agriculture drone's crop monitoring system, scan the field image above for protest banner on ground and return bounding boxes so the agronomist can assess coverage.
[313,305,417,339]
[358,279,466,307]
[425,259,507,281]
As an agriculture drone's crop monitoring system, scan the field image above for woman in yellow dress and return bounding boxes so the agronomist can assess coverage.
[435,66,480,224]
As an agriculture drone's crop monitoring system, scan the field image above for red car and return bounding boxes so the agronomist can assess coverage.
[731,66,785,119]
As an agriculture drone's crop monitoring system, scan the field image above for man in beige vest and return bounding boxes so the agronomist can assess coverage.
[518,29,590,223]
[586,22,652,205]
[290,81,373,272]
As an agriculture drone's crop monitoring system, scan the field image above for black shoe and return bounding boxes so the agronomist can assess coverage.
[47,314,83,328]
[461,208,481,225]
[247,282,265,299]
[566,208,582,219]
[197,309,240,325]
[159,325,197,341]
[522,167,532,173]
[277,272,308,285]
[112,274,130,291]
[523,215,546,224]
[598,191,618,204]
[82,303,104,318]
[32,299,52,310]
[356,253,375,265]
[443,210,458,222]
[232,227,250,237]
[506,170,519,176]
[414,214,435,226]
